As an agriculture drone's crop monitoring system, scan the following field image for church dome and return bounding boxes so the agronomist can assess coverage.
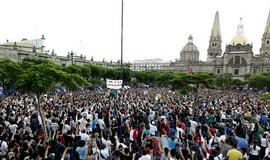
[230,34,248,45]
[230,18,249,45]
[181,35,199,53]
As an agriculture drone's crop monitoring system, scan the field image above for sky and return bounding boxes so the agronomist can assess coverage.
[0,0,269,62]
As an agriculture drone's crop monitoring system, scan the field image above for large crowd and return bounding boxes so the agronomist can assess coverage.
[0,87,269,160]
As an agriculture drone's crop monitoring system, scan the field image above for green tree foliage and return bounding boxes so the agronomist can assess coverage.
[62,64,91,79]
[13,59,89,138]
[215,73,233,88]
[155,72,179,87]
[248,73,270,90]
[0,59,22,93]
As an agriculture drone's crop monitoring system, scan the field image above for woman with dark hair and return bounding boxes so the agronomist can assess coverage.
[249,140,260,160]
[260,133,268,159]
[160,147,170,160]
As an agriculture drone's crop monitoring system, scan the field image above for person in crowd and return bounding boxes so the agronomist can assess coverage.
[0,87,268,160]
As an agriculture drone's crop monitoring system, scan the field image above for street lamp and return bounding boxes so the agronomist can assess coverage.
[70,51,74,65]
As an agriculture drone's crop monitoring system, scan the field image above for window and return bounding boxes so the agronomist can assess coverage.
[234,56,241,64]
[62,64,66,67]
[253,69,257,73]
[234,69,239,75]
[267,40,270,44]
[217,68,221,74]
[212,43,214,47]
[265,52,268,54]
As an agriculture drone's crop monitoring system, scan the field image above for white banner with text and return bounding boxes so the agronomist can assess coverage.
[106,79,123,89]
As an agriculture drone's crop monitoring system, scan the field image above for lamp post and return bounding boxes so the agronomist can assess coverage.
[70,51,74,65]
[120,0,124,82]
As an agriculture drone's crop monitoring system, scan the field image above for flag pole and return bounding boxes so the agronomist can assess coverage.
[120,0,124,85]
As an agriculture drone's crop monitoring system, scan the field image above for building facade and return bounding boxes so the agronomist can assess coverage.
[130,58,169,71]
[0,35,119,68]
[161,11,270,80]
[180,35,199,62]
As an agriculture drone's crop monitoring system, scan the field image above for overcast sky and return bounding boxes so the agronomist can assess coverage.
[0,0,269,62]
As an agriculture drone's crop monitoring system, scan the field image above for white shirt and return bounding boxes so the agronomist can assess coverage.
[79,118,87,131]
[97,119,105,130]
[218,135,226,143]
[80,132,90,142]
[99,149,109,160]
[101,137,112,150]
[0,140,8,152]
[149,124,157,136]
[9,124,18,134]
[63,124,71,133]
[261,137,268,147]
[130,129,135,141]
[176,127,184,139]
[138,154,151,160]
[250,145,261,155]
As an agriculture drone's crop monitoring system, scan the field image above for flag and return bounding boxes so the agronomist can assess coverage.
[188,66,192,75]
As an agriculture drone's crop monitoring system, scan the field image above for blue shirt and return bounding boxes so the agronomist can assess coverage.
[235,136,249,149]
[168,139,177,150]
[76,145,87,160]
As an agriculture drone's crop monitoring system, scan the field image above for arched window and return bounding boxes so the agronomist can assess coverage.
[267,40,269,44]
[241,57,247,64]
[234,56,241,64]
[228,56,247,65]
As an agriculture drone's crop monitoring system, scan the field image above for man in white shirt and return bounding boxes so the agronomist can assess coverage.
[101,136,112,150]
[99,144,109,160]
[79,129,90,142]
[149,121,157,136]
[9,123,18,134]
[138,154,151,160]
[97,118,105,130]
[0,139,8,157]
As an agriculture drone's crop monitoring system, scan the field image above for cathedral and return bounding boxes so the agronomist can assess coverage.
[161,11,270,80]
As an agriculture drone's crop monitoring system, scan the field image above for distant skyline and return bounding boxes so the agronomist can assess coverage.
[0,0,269,62]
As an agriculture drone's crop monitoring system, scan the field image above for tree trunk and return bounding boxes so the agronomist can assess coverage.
[37,93,48,138]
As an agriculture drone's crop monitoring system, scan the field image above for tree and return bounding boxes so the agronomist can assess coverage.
[0,59,22,94]
[15,60,89,138]
[61,73,89,91]
[248,73,270,90]
[171,72,215,108]
[15,62,62,138]
[62,64,91,80]
[155,72,178,87]
[215,73,233,89]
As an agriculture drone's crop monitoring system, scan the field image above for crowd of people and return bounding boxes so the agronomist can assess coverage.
[0,87,269,160]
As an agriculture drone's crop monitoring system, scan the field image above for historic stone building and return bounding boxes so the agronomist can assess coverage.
[0,35,118,68]
[180,35,199,62]
[161,11,270,80]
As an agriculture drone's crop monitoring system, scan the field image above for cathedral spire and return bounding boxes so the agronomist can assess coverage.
[211,11,221,37]
[260,10,270,55]
[207,11,222,61]
[264,10,270,34]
